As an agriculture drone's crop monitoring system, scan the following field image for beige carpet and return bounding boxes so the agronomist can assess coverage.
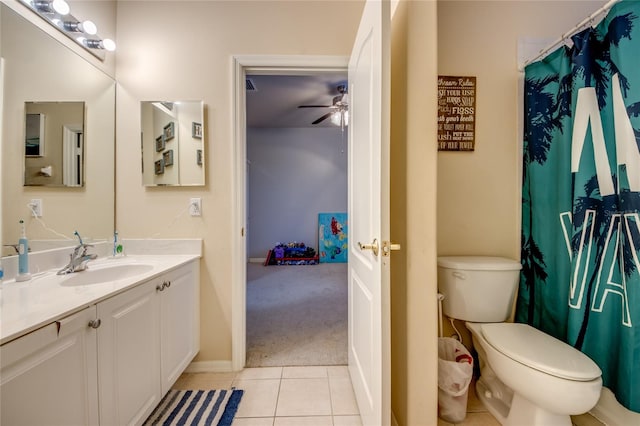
[246,262,348,367]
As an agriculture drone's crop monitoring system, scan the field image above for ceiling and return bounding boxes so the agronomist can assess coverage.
[245,73,348,128]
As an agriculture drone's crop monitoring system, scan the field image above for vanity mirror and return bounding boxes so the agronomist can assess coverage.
[141,101,205,187]
[24,101,85,187]
[1,3,115,256]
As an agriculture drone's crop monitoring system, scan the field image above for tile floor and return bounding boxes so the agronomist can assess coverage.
[175,368,605,426]
[173,366,361,426]
[437,378,605,426]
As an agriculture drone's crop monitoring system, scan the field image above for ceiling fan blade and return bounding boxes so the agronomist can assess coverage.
[298,105,331,108]
[312,112,333,125]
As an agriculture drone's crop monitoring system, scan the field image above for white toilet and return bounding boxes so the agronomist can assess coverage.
[438,256,603,426]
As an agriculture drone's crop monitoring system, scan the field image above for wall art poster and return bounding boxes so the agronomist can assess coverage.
[437,76,476,151]
[318,213,348,263]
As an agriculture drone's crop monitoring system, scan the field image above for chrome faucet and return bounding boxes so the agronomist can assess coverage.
[57,231,98,275]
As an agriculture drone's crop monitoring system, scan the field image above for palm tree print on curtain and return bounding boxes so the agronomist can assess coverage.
[517,0,640,412]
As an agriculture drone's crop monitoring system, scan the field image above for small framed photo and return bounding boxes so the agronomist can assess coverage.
[192,122,202,139]
[163,149,174,166]
[196,149,203,166]
[163,122,175,141]
[154,159,165,175]
[155,135,165,152]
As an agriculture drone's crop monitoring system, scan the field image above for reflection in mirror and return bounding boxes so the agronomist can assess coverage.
[1,4,115,257]
[141,101,205,186]
[24,101,85,187]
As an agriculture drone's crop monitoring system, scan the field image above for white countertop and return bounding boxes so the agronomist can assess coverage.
[0,254,200,345]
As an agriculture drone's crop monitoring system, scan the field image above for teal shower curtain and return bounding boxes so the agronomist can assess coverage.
[518,0,640,412]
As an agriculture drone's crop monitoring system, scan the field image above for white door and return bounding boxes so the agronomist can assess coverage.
[347,0,391,425]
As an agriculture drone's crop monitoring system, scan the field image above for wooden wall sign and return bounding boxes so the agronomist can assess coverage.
[437,76,476,151]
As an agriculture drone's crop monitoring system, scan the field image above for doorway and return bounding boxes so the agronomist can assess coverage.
[244,71,349,367]
[231,56,350,370]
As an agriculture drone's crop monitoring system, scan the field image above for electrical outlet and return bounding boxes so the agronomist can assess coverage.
[189,198,202,216]
[29,199,43,217]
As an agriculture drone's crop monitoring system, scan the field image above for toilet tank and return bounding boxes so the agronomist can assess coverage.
[438,256,522,322]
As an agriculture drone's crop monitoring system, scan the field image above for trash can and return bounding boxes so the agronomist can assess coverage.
[438,337,474,423]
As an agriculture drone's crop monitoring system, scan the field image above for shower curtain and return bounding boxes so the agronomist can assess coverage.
[518,0,640,413]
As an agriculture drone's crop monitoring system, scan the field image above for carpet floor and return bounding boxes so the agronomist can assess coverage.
[246,262,348,367]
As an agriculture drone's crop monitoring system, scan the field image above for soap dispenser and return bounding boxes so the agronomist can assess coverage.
[113,230,124,257]
[16,220,31,282]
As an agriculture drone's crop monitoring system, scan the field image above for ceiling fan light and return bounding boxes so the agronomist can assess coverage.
[331,111,342,126]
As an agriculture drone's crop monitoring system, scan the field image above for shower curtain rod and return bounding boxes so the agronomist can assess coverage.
[522,0,621,69]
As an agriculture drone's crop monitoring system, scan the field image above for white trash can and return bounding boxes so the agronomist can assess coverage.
[438,337,474,423]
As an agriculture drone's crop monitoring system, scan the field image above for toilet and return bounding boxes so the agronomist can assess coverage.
[438,256,603,426]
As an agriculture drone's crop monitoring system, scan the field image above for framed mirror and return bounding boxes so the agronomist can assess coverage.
[24,101,85,187]
[141,101,205,186]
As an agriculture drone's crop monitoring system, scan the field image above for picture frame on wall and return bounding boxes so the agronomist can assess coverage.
[163,122,175,141]
[154,159,164,175]
[192,122,202,139]
[155,135,165,152]
[163,149,174,166]
[196,149,203,166]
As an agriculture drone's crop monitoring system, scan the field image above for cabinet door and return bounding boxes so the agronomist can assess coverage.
[97,279,161,426]
[160,261,200,394]
[0,306,99,426]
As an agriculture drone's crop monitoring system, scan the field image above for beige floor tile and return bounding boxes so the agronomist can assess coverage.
[172,373,192,390]
[572,413,606,426]
[282,366,328,379]
[329,376,359,416]
[234,379,281,418]
[236,367,283,380]
[327,366,350,377]
[333,415,363,426]
[233,418,275,426]
[437,416,455,426]
[465,380,487,413]
[456,411,501,426]
[276,378,332,417]
[273,416,333,426]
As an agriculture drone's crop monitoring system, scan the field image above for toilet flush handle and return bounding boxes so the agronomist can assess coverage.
[452,271,466,280]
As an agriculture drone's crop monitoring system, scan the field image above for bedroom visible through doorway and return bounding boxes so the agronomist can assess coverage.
[245,72,349,367]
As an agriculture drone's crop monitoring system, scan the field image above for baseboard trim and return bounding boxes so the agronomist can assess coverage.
[248,257,265,264]
[185,360,234,373]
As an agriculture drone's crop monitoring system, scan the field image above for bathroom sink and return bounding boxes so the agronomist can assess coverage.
[60,263,155,286]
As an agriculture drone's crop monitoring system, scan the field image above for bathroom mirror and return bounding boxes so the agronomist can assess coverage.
[24,101,85,187]
[1,4,116,256]
[141,101,205,186]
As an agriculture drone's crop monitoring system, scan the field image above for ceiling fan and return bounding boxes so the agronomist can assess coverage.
[298,84,349,125]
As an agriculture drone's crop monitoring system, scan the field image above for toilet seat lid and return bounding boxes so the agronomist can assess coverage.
[481,323,602,381]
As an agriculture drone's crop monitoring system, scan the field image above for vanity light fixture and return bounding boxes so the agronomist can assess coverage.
[19,0,114,60]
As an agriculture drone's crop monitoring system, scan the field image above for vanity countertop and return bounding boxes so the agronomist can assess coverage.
[0,254,200,345]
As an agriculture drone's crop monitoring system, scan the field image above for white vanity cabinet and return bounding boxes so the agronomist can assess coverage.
[159,260,200,394]
[97,279,162,426]
[0,258,200,426]
[97,260,200,425]
[0,306,100,425]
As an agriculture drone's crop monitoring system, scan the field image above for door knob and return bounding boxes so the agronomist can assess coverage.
[88,319,101,329]
[358,238,379,257]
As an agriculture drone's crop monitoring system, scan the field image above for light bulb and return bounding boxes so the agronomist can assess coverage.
[102,38,116,51]
[331,112,341,126]
[80,20,97,35]
[52,0,70,15]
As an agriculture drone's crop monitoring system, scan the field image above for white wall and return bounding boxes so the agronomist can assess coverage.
[115,0,364,364]
[247,127,347,259]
